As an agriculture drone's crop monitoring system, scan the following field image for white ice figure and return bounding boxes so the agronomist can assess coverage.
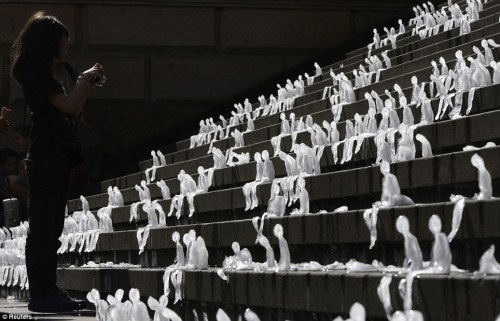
[363,205,379,249]
[396,215,423,271]
[314,62,322,77]
[265,182,286,217]
[415,133,433,158]
[244,308,262,321]
[129,288,150,321]
[271,135,282,157]
[136,225,150,255]
[106,289,131,321]
[178,169,198,217]
[145,150,161,184]
[290,175,309,215]
[478,245,500,274]
[156,179,171,200]
[189,236,209,269]
[171,270,183,303]
[170,231,185,267]
[227,150,250,167]
[491,61,500,84]
[257,234,276,269]
[396,124,416,162]
[245,113,254,132]
[280,112,290,135]
[197,166,214,193]
[212,147,227,169]
[375,132,392,164]
[261,150,275,182]
[148,295,182,321]
[231,129,245,148]
[429,214,452,273]
[380,161,414,207]
[216,309,231,321]
[279,151,299,177]
[86,289,109,321]
[254,152,264,181]
[334,302,366,321]
[273,224,291,271]
[448,194,465,242]
[471,153,493,200]
[377,275,393,319]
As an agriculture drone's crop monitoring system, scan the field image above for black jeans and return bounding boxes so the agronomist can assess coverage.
[25,143,71,299]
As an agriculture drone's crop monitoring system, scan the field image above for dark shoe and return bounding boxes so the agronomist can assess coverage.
[28,290,85,312]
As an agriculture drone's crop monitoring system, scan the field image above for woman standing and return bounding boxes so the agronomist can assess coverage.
[10,11,106,312]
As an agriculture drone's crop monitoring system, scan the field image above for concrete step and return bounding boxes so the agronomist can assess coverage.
[55,267,500,321]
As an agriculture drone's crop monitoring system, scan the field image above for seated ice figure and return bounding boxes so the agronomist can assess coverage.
[478,245,500,274]
[396,215,423,271]
[471,153,492,200]
[254,152,264,181]
[266,184,286,217]
[396,124,416,162]
[429,215,452,273]
[231,129,245,148]
[156,180,171,200]
[380,161,414,206]
[257,235,276,269]
[196,166,214,193]
[273,224,290,271]
[212,147,227,169]
[290,176,309,215]
[261,150,275,182]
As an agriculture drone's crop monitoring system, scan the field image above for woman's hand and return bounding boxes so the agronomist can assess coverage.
[79,63,106,87]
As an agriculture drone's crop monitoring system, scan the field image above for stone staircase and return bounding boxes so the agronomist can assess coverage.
[4,0,500,320]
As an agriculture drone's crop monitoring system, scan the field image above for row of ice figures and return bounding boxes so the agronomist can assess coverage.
[189,61,324,150]
[368,0,486,56]
[57,195,114,254]
[0,222,28,290]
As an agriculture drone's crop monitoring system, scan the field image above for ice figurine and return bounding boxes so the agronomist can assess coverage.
[266,183,286,217]
[156,179,171,200]
[147,295,182,321]
[377,275,393,319]
[261,150,275,182]
[273,224,291,271]
[380,161,414,207]
[257,234,276,269]
[197,166,214,193]
[212,147,227,169]
[396,215,423,271]
[172,231,185,267]
[471,153,492,200]
[415,134,433,158]
[429,215,452,273]
[478,245,500,274]
[129,288,150,321]
[448,194,465,242]
[291,175,309,215]
[244,308,261,321]
[86,288,109,321]
[193,236,209,269]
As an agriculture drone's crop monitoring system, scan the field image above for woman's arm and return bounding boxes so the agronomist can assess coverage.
[48,63,105,115]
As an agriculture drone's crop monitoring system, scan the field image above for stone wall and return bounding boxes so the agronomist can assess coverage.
[0,0,421,158]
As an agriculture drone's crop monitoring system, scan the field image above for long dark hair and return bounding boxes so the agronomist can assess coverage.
[10,11,69,83]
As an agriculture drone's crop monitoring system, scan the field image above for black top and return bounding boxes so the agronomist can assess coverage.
[22,63,79,150]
